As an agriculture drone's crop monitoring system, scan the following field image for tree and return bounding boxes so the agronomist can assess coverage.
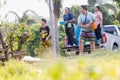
[70,5,80,24]
[104,3,118,18]
[0,1,8,60]
[99,5,114,25]
[114,0,120,7]
[21,9,39,24]
[88,0,97,6]
[46,0,62,57]
[3,10,40,57]
[5,11,21,23]
[110,0,120,22]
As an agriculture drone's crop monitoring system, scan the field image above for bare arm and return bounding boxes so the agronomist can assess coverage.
[65,19,75,24]
[46,27,51,41]
[78,23,86,28]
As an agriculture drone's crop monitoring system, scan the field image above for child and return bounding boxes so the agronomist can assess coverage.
[40,19,50,57]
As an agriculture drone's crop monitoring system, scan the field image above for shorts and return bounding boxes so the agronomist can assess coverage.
[80,31,94,41]
[41,40,50,49]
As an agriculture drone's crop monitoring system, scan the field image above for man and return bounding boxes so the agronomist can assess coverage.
[40,19,50,57]
[63,7,75,47]
[78,5,95,55]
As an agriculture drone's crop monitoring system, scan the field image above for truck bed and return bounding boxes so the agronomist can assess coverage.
[62,44,100,55]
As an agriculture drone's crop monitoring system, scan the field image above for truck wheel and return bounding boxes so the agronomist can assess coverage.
[113,44,118,50]
[88,50,91,54]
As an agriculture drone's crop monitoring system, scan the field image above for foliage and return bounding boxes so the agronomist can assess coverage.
[112,20,120,26]
[88,0,97,7]
[1,22,41,57]
[114,0,120,8]
[70,5,80,24]
[2,23,28,53]
[98,5,114,25]
[26,23,41,57]
[1,50,120,80]
[59,25,66,56]
[3,9,41,57]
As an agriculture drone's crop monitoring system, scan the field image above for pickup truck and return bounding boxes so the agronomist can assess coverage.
[103,25,120,50]
[62,25,120,55]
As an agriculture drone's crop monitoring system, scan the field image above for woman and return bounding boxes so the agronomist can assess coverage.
[63,7,75,47]
[94,5,103,44]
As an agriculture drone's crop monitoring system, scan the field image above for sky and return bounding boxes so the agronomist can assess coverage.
[0,0,87,21]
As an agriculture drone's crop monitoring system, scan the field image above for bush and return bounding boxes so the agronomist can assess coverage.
[0,50,120,80]
[26,23,41,57]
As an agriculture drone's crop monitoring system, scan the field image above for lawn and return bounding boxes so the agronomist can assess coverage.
[0,49,120,80]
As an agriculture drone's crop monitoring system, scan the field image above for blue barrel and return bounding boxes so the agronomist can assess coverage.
[75,25,81,46]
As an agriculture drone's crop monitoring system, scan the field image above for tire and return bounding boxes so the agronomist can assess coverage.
[88,50,91,54]
[113,44,118,50]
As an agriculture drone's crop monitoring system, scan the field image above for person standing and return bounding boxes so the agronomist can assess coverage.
[94,5,103,44]
[40,19,51,57]
[78,5,95,55]
[63,7,75,47]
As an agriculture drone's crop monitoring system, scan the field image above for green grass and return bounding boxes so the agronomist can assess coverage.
[0,49,120,80]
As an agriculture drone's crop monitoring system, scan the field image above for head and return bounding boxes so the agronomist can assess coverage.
[65,7,70,14]
[41,18,47,26]
[94,6,100,12]
[80,5,87,14]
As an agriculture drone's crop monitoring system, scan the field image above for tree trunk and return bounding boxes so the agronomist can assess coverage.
[48,0,60,57]
[0,29,8,60]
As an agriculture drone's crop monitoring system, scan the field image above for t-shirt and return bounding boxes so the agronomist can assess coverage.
[94,11,103,25]
[40,26,50,41]
[63,13,74,29]
[78,12,95,32]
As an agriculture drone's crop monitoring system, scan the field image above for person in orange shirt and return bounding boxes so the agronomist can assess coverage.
[94,5,103,44]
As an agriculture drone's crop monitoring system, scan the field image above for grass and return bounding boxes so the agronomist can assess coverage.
[0,49,120,80]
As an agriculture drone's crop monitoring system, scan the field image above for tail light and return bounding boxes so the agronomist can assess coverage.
[102,32,107,43]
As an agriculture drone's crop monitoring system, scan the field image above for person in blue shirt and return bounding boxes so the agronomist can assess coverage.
[63,7,75,47]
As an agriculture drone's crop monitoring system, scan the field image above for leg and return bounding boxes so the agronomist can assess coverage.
[79,31,86,55]
[40,41,45,58]
[98,26,102,43]
[95,24,102,44]
[87,32,95,52]
[40,46,43,58]
[94,28,99,40]
[65,28,71,45]
[79,39,84,55]
[90,40,95,52]
[69,27,74,45]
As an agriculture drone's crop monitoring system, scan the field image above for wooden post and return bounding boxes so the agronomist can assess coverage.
[47,0,60,57]
[0,26,8,60]
[0,1,8,61]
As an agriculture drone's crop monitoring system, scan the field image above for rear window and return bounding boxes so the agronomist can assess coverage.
[103,26,117,34]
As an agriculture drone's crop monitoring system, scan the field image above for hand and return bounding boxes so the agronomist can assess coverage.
[81,25,86,28]
[82,24,89,28]
[85,24,89,28]
[46,37,49,41]
[65,21,69,24]
[100,24,102,28]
